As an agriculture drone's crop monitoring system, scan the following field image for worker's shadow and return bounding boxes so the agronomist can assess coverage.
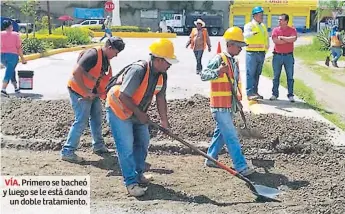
[247,171,310,190]
[136,183,256,206]
[9,92,43,100]
[258,99,334,114]
[76,153,122,176]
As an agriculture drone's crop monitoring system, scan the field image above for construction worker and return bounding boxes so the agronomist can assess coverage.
[329,25,344,68]
[244,6,269,100]
[186,18,211,74]
[105,38,178,197]
[100,16,112,42]
[200,27,255,177]
[60,37,125,162]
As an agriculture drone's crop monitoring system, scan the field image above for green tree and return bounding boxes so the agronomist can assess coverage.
[316,0,344,22]
[20,0,37,38]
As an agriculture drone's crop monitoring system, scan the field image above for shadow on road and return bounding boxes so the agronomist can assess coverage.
[247,171,310,190]
[10,92,44,100]
[258,99,334,114]
[137,183,257,206]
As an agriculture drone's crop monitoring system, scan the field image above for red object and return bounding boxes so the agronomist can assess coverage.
[271,26,297,53]
[217,41,222,54]
[58,15,73,21]
[105,1,115,12]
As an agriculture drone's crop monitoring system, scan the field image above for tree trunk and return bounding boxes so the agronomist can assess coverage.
[47,1,52,34]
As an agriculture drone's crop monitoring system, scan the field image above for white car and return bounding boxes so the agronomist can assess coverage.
[71,19,105,28]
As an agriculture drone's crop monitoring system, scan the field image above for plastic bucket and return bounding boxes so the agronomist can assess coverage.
[18,70,34,90]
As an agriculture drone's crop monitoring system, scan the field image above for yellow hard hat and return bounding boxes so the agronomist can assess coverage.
[149,38,178,64]
[223,27,247,47]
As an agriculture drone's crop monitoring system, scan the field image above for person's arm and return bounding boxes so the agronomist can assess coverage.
[200,55,223,81]
[186,30,193,48]
[280,28,298,43]
[205,29,211,51]
[73,49,98,96]
[271,28,287,44]
[16,34,26,63]
[119,65,148,123]
[243,22,256,39]
[156,74,169,128]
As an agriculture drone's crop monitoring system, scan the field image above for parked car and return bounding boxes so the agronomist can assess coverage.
[71,19,105,28]
[0,16,19,32]
[12,19,33,33]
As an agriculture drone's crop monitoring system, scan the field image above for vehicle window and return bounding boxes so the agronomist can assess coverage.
[81,21,90,25]
[90,21,97,25]
[175,16,181,20]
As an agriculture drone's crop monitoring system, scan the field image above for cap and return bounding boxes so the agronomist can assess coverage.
[107,37,125,52]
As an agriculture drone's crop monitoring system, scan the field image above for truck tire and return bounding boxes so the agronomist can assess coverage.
[210,28,219,36]
[167,26,174,33]
[20,27,26,33]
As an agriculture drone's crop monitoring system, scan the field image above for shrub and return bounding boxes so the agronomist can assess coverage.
[22,34,69,49]
[37,27,93,45]
[83,25,150,32]
[22,38,46,55]
[316,27,345,51]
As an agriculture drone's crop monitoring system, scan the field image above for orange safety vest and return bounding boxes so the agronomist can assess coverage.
[106,61,164,120]
[67,48,112,100]
[210,53,242,108]
[189,28,208,50]
[331,34,342,47]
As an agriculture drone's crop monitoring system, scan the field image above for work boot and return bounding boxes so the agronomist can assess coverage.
[1,90,9,98]
[325,56,330,66]
[247,95,260,101]
[269,95,277,101]
[61,153,85,163]
[332,61,337,67]
[127,184,147,197]
[288,96,295,103]
[93,145,114,155]
[204,159,220,168]
[255,93,264,99]
[196,69,201,75]
[138,174,154,184]
[239,167,256,176]
[334,61,339,68]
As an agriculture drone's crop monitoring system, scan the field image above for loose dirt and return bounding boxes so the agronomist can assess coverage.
[1,95,345,213]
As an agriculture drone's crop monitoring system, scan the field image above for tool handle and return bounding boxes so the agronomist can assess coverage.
[150,121,243,177]
[149,121,260,195]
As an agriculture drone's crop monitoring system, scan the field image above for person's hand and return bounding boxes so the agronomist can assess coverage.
[161,120,170,129]
[136,111,149,124]
[217,63,228,76]
[208,47,211,52]
[85,91,97,100]
[21,58,27,64]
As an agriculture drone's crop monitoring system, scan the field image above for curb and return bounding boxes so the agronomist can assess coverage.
[92,31,177,38]
[21,43,103,62]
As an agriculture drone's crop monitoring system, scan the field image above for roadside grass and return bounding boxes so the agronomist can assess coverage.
[294,38,345,88]
[262,59,345,131]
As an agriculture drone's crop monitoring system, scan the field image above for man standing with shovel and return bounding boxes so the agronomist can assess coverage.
[200,27,255,176]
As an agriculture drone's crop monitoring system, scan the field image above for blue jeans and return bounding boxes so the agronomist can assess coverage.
[246,51,265,96]
[206,110,248,172]
[272,53,294,98]
[1,53,18,84]
[100,28,112,42]
[61,89,105,155]
[331,47,342,63]
[194,50,204,71]
[106,106,150,186]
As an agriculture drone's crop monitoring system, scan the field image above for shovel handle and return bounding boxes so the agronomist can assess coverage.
[149,121,251,181]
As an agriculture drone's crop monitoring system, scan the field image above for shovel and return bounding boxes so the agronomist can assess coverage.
[149,121,281,202]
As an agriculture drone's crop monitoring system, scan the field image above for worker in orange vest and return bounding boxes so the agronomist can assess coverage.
[200,27,255,176]
[186,18,211,74]
[329,25,344,67]
[106,38,178,197]
[61,37,125,163]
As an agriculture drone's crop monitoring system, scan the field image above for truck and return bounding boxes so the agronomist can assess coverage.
[164,11,223,36]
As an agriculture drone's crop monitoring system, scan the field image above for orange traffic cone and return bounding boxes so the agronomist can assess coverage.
[216,41,222,54]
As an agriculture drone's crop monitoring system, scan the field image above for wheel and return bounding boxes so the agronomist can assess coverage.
[20,27,26,33]
[167,27,174,33]
[210,28,219,36]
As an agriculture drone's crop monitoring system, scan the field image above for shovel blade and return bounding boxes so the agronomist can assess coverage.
[253,184,281,202]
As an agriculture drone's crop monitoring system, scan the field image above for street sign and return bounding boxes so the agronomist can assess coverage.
[105,1,115,12]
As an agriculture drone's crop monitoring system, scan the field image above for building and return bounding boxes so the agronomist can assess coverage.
[229,0,318,32]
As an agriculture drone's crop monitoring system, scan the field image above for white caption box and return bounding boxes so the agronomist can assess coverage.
[0,176,90,214]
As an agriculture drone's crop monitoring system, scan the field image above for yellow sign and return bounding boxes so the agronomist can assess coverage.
[232,0,317,7]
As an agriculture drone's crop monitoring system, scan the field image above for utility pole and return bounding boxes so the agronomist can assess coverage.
[47,0,52,34]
